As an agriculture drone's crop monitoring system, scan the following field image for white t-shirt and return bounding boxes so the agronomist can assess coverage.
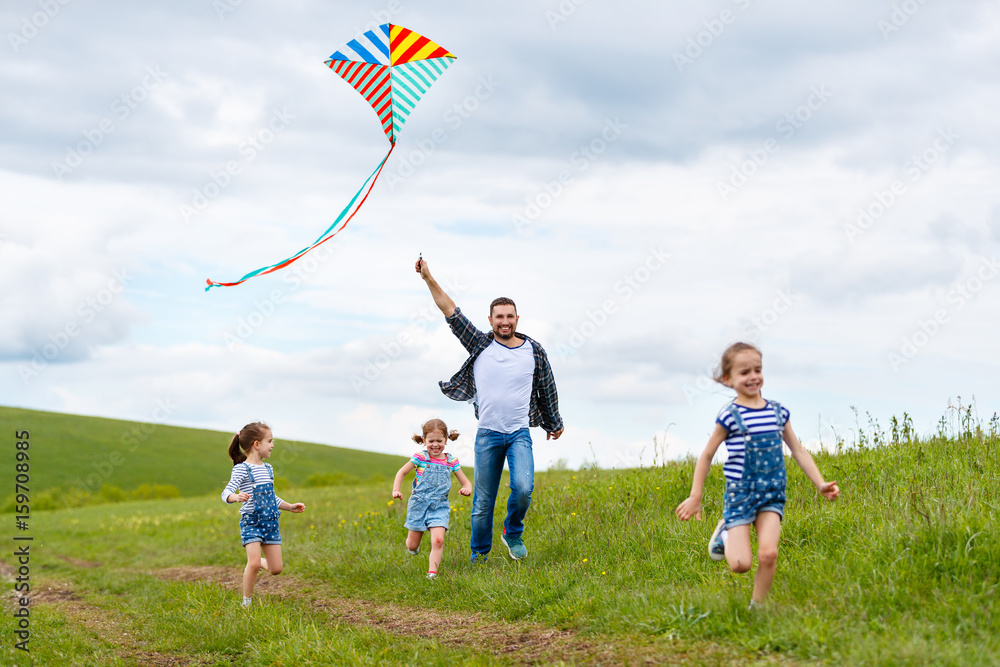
[473,338,535,434]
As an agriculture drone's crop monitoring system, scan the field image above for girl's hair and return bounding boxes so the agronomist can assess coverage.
[412,418,460,444]
[713,342,762,384]
[228,421,271,465]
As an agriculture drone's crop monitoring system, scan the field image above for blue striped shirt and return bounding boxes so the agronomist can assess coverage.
[221,462,285,515]
[717,402,790,481]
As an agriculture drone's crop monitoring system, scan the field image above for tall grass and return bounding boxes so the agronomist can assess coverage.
[3,407,998,665]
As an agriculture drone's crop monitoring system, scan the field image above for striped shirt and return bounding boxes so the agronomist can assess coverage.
[409,451,461,488]
[717,401,790,481]
[221,462,285,515]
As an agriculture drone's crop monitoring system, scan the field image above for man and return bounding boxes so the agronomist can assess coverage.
[416,257,564,562]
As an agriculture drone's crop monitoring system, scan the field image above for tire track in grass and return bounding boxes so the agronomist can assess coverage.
[1,561,207,666]
[156,565,797,666]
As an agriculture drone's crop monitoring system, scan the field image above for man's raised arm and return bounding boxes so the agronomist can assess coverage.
[416,257,456,318]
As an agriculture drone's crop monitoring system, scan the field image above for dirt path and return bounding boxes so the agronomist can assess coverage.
[1,561,206,666]
[156,565,783,666]
[3,558,796,665]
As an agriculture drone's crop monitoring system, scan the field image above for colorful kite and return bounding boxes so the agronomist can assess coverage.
[206,24,455,290]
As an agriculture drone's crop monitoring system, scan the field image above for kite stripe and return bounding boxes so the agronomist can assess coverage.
[206,145,396,290]
[389,25,454,64]
[365,28,391,60]
[327,26,391,65]
[387,58,453,139]
[397,35,428,64]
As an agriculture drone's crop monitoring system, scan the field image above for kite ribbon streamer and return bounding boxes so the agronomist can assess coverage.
[205,144,395,291]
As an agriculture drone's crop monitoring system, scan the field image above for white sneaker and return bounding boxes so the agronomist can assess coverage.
[708,519,726,561]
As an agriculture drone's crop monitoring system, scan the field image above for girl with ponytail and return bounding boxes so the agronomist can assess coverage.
[221,421,305,607]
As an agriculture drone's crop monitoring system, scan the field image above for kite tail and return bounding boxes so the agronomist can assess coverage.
[205,143,396,291]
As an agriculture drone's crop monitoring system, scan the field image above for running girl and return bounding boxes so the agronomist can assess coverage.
[392,419,472,579]
[222,422,305,607]
[675,343,839,606]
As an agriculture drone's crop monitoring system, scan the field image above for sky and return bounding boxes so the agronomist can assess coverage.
[2,0,999,471]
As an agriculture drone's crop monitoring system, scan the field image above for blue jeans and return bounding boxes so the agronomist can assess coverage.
[470,427,534,554]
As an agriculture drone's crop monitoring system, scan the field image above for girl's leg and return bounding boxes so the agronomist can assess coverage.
[243,542,263,598]
[406,530,424,552]
[724,524,753,574]
[261,544,283,576]
[751,512,781,602]
[427,527,446,573]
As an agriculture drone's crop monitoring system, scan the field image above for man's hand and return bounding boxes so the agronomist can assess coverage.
[415,257,431,280]
[546,427,564,440]
[416,255,456,317]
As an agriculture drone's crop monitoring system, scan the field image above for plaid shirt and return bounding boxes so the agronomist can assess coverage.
[439,307,563,433]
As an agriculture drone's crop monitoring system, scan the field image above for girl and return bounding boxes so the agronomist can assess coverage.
[675,343,839,606]
[222,421,305,607]
[392,419,472,579]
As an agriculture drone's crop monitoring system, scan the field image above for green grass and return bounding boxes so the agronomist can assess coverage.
[3,408,999,664]
[0,406,402,498]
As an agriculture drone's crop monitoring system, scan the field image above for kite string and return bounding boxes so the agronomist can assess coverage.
[205,143,396,291]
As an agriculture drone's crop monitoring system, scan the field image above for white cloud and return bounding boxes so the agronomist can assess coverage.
[2,0,999,471]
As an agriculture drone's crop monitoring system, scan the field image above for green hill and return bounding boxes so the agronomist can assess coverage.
[0,406,403,498]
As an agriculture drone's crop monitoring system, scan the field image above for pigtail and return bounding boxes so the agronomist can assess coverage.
[412,434,424,444]
[229,421,270,465]
[448,430,460,441]
[229,432,246,465]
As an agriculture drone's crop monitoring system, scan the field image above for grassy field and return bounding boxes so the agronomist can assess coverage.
[0,406,403,501]
[1,408,999,664]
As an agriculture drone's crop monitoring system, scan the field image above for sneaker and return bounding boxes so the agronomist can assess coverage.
[500,529,527,560]
[708,519,726,561]
[407,548,420,556]
[470,551,488,565]
[241,597,252,608]
[748,599,763,611]
[426,572,437,580]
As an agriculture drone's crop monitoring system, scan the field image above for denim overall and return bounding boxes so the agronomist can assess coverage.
[404,452,453,531]
[722,401,787,528]
[239,462,282,545]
